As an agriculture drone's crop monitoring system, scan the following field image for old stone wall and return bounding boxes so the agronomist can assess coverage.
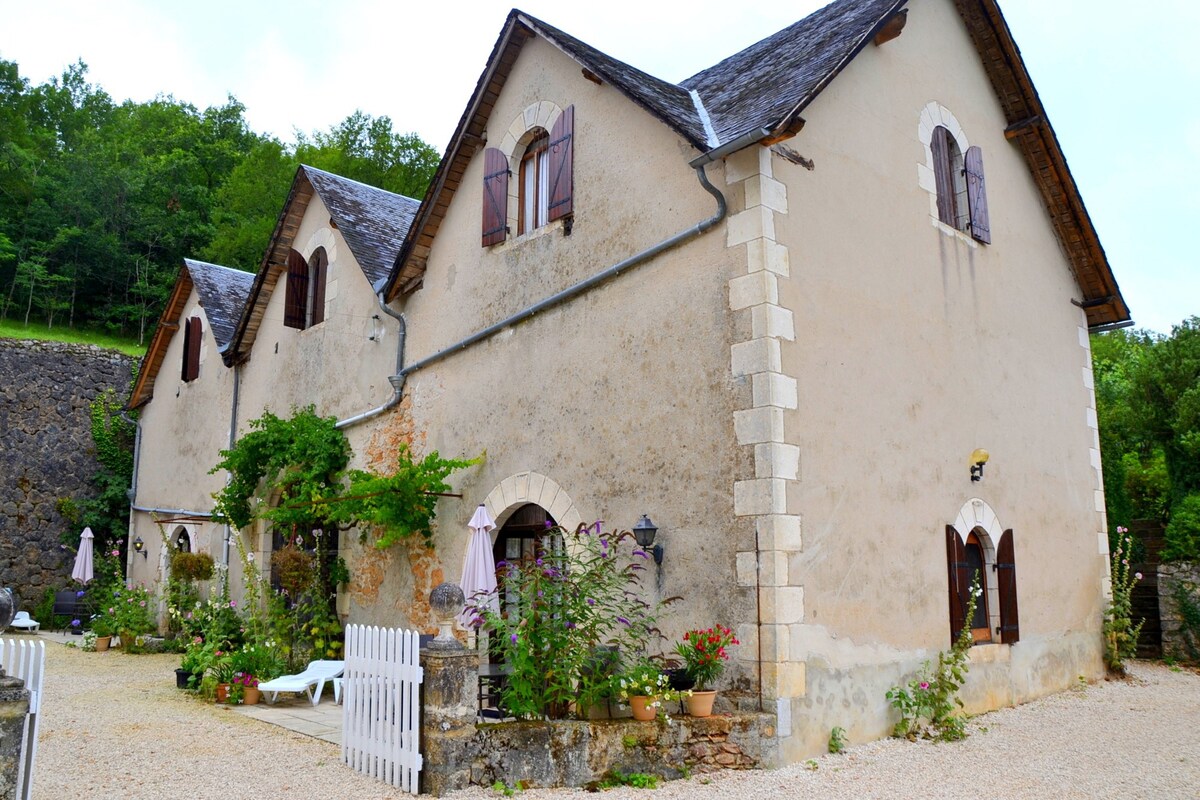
[1159,562,1200,663]
[0,339,135,608]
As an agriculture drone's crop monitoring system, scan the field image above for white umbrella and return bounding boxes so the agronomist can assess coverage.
[458,505,498,627]
[71,527,95,584]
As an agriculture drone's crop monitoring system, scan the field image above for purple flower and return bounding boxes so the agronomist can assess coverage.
[617,617,630,627]
[565,621,576,629]
[586,598,596,606]
[76,590,85,597]
[229,600,237,608]
[537,590,543,598]
[632,549,648,559]
[70,619,80,627]
[536,558,543,566]
[544,520,554,529]
[510,633,518,644]
[496,561,507,569]
[471,616,484,628]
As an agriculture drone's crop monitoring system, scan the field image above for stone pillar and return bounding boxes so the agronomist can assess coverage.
[420,648,478,797]
[0,669,29,800]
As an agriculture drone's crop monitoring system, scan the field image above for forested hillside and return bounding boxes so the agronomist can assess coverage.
[0,59,440,345]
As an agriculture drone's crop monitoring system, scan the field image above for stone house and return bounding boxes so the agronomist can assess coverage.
[127,0,1129,763]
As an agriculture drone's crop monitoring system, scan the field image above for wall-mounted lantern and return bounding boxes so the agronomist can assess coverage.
[632,514,664,565]
[133,536,147,560]
[969,448,990,482]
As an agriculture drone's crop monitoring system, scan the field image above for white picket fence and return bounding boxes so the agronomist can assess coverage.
[0,639,44,800]
[342,625,423,794]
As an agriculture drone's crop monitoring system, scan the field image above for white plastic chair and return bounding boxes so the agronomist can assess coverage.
[8,612,39,633]
[258,660,344,706]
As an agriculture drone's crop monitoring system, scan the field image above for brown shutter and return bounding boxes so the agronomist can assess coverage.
[283,248,308,329]
[310,250,327,326]
[547,105,574,222]
[996,529,1019,644]
[946,525,969,647]
[931,126,955,226]
[482,147,509,246]
[182,316,201,382]
[964,145,990,244]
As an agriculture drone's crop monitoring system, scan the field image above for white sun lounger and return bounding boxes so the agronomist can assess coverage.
[8,611,39,633]
[258,660,344,706]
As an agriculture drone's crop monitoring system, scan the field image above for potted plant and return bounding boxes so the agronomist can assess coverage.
[178,638,206,689]
[210,650,235,703]
[673,625,739,717]
[614,661,687,721]
[229,643,281,705]
[91,611,116,652]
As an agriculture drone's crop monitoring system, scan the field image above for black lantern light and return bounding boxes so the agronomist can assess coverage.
[632,514,663,565]
[133,536,147,560]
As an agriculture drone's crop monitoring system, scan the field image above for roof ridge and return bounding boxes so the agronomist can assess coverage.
[300,164,422,206]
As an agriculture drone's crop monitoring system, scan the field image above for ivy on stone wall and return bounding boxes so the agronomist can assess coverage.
[76,384,136,551]
[211,407,478,549]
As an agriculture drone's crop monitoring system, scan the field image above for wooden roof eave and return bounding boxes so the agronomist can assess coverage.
[126,268,193,411]
[223,168,315,366]
[956,0,1130,328]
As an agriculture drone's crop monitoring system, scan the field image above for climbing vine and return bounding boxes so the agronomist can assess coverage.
[210,407,478,549]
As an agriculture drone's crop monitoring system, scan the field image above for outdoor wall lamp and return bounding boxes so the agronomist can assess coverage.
[632,514,664,565]
[970,448,990,482]
[133,536,147,559]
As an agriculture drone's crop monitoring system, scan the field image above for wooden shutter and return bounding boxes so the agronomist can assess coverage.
[946,525,969,647]
[547,105,574,222]
[309,250,327,326]
[995,529,1019,643]
[964,145,990,244]
[482,147,509,246]
[283,248,308,329]
[931,126,955,226]
[182,316,201,382]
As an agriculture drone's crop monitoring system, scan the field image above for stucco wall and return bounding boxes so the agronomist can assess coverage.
[751,0,1107,759]
[373,35,757,648]
[0,339,135,607]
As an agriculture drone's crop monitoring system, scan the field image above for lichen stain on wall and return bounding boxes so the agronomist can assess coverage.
[361,396,424,473]
[406,541,445,633]
[349,537,392,607]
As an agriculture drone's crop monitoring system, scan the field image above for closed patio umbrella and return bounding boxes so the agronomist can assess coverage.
[71,527,95,584]
[458,505,499,627]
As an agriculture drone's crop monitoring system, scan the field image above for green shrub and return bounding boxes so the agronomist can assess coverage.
[170,551,215,582]
[1163,494,1200,562]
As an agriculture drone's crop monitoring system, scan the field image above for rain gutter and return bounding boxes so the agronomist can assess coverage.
[394,162,729,382]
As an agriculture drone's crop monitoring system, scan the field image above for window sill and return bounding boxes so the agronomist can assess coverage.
[930,217,980,248]
[491,217,567,253]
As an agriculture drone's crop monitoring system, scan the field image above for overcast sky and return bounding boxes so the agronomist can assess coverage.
[1,0,1195,334]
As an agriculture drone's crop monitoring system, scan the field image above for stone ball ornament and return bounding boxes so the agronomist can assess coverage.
[428,582,466,650]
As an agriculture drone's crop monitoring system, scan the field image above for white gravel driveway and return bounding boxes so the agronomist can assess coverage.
[29,642,1200,799]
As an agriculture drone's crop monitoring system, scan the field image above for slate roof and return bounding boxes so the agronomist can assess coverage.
[183,259,254,350]
[305,166,420,286]
[681,0,905,144]
[519,14,711,149]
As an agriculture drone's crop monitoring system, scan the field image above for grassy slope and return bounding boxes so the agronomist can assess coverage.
[0,318,146,357]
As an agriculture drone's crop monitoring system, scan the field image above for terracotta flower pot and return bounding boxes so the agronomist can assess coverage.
[94,636,111,652]
[242,687,261,705]
[215,683,230,704]
[629,696,657,721]
[685,690,717,718]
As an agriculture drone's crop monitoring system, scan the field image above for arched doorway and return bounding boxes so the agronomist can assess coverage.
[487,503,558,670]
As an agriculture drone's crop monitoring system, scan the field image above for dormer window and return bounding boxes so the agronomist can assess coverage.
[284,246,327,330]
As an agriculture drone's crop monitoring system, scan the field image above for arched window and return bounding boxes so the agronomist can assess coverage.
[963,530,991,643]
[174,526,191,552]
[519,130,550,235]
[180,316,201,382]
[946,523,1020,646]
[284,246,327,330]
[932,126,969,231]
[920,103,990,244]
